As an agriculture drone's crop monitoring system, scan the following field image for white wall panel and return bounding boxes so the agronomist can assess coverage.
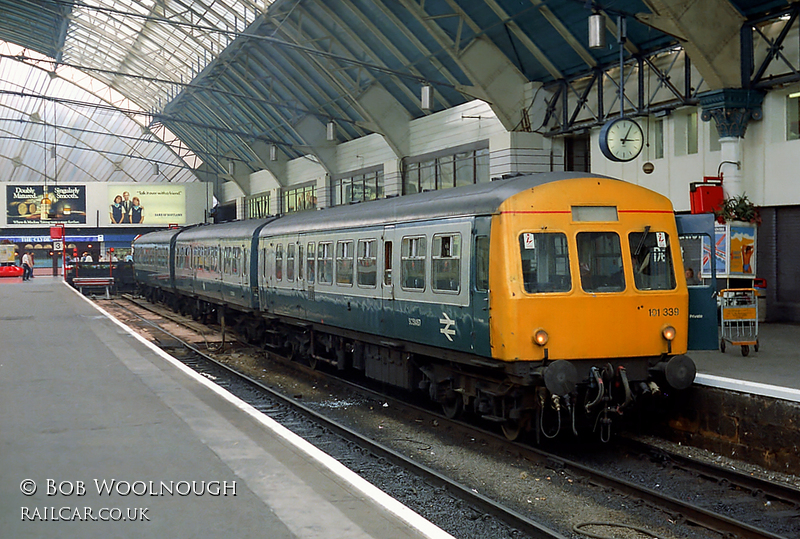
[409,101,505,156]
[336,134,395,174]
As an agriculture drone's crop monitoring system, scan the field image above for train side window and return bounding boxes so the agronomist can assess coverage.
[432,233,461,293]
[260,247,266,281]
[307,242,315,284]
[275,244,283,281]
[298,244,304,281]
[383,241,393,286]
[401,236,426,290]
[286,243,295,282]
[336,240,354,286]
[628,231,676,290]
[318,242,333,284]
[357,239,377,287]
[576,232,624,293]
[475,236,489,291]
[519,233,571,293]
[232,247,240,275]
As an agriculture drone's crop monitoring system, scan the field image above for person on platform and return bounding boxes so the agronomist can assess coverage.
[21,251,32,281]
[685,267,701,285]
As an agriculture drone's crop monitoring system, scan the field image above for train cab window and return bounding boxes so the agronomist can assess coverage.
[577,232,624,293]
[519,233,571,293]
[318,242,333,284]
[307,242,315,284]
[432,234,461,293]
[628,231,676,290]
[383,241,393,286]
[275,244,283,281]
[475,236,489,291]
[336,240,354,286]
[401,236,426,290]
[357,239,377,287]
[286,243,295,282]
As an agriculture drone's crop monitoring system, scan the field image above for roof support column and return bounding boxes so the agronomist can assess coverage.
[293,115,338,176]
[638,0,744,90]
[699,88,764,198]
[454,36,532,132]
[356,85,411,158]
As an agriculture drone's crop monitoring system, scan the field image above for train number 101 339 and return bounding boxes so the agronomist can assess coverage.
[649,307,679,317]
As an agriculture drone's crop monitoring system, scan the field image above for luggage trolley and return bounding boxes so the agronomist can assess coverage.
[719,288,759,356]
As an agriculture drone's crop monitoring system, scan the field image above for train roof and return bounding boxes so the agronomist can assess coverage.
[261,172,616,237]
[174,217,276,241]
[132,227,183,245]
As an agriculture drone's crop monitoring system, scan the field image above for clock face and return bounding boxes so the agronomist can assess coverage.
[599,118,644,162]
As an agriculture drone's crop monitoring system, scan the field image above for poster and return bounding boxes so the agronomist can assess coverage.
[729,225,756,275]
[701,223,756,277]
[107,185,186,225]
[6,185,86,225]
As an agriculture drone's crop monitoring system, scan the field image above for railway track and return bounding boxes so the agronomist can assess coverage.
[101,297,567,539]
[100,295,800,539]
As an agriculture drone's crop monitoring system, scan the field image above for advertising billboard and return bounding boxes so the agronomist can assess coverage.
[107,185,186,225]
[6,185,87,225]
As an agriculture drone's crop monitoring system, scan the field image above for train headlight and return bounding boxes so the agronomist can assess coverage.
[662,325,676,341]
[533,329,549,346]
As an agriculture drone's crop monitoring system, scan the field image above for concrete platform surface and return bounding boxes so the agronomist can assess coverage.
[690,322,800,402]
[0,277,452,539]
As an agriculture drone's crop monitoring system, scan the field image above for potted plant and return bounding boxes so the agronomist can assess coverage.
[715,194,761,225]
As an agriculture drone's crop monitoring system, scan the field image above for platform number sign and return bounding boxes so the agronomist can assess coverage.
[53,239,63,251]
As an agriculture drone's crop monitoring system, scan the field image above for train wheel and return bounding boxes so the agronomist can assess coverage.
[741,345,750,357]
[501,420,521,441]
[442,396,462,420]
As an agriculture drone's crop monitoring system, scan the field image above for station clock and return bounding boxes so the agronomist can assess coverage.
[599,117,644,162]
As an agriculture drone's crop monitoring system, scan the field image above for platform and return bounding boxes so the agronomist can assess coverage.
[0,277,452,539]
[690,323,800,402]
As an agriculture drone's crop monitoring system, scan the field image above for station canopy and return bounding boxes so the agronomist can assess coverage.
[0,0,790,187]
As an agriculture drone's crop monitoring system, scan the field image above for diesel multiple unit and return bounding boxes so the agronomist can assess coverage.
[134,172,696,441]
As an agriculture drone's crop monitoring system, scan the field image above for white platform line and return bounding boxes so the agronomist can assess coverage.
[695,373,800,403]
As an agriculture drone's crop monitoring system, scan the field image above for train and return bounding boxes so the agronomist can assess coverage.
[133,172,696,442]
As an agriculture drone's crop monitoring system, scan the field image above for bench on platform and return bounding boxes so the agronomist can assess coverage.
[72,277,115,299]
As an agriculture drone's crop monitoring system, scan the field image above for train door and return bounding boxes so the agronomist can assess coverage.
[471,217,492,357]
[676,213,718,350]
[380,226,396,336]
[258,238,273,314]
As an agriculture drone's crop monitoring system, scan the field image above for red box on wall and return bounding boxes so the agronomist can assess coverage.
[690,178,724,214]
[49,226,64,239]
